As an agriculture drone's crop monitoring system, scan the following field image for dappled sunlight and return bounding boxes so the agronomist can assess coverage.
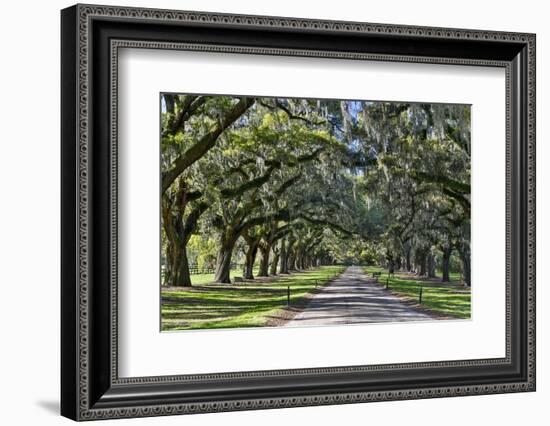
[160,95,471,331]
[364,266,470,318]
[161,266,344,330]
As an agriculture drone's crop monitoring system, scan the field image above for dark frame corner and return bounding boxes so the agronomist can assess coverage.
[61,3,535,421]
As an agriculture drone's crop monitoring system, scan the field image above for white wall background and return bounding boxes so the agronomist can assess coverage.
[0,0,546,424]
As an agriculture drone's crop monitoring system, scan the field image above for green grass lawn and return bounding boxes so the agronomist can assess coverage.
[161,265,345,331]
[364,266,471,319]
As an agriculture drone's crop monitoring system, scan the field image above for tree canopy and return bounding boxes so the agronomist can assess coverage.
[160,94,471,287]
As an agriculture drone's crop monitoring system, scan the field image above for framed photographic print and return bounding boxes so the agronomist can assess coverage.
[61,4,536,421]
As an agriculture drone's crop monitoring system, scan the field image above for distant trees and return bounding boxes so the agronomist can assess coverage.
[353,102,471,285]
[160,95,471,287]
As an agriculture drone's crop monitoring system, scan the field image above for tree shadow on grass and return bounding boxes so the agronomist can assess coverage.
[161,267,345,330]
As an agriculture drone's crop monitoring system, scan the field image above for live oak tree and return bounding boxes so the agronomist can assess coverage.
[353,101,471,284]
[160,95,471,287]
[161,95,254,286]
[205,105,336,283]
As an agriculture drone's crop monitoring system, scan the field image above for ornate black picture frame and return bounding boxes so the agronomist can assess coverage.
[61,4,536,421]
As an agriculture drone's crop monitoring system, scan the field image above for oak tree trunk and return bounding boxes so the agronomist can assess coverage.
[170,245,192,287]
[214,231,238,283]
[415,248,427,276]
[258,244,270,277]
[270,251,280,276]
[244,241,259,279]
[460,246,471,287]
[406,248,412,272]
[441,247,452,282]
[395,256,402,271]
[279,238,289,274]
[288,248,297,271]
[161,181,197,288]
[427,253,436,278]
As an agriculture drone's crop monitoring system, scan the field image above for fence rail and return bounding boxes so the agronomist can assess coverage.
[188,266,215,275]
[187,263,245,275]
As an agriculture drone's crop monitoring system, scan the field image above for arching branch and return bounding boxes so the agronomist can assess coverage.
[162,97,255,193]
